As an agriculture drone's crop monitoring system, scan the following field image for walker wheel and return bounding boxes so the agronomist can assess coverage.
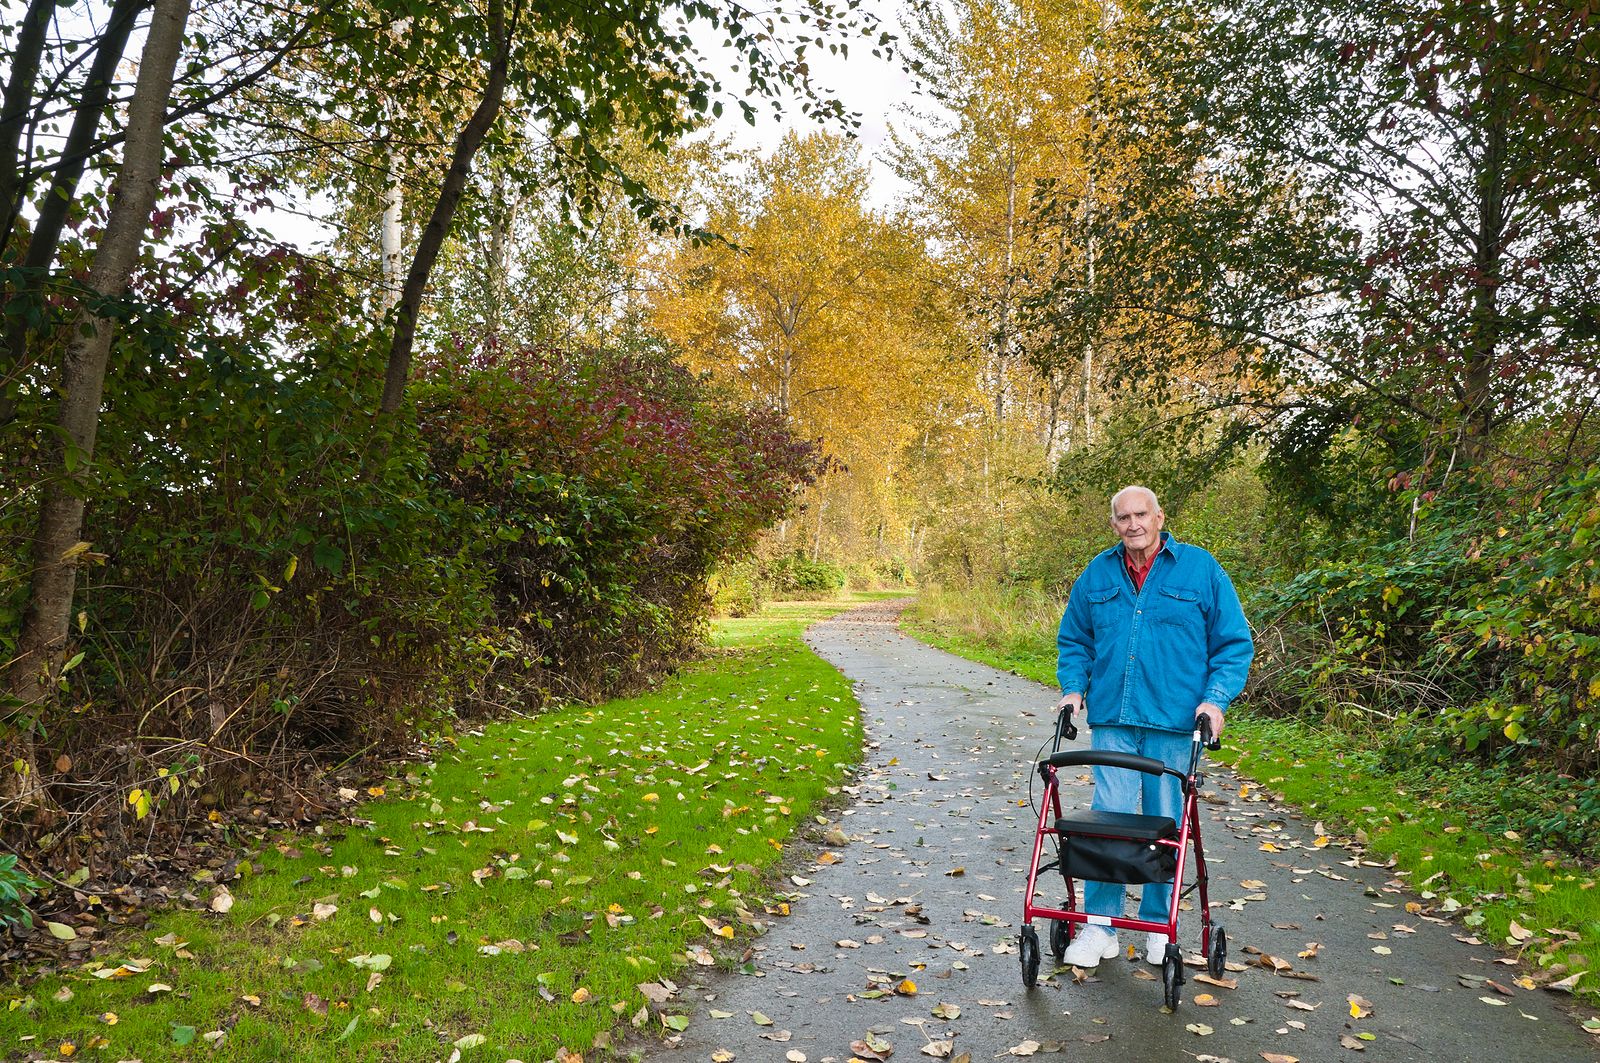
[1019,925,1041,989]
[1207,924,1227,979]
[1049,918,1071,964]
[1161,943,1183,1010]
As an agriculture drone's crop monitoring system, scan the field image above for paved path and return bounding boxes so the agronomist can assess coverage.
[645,601,1598,1062]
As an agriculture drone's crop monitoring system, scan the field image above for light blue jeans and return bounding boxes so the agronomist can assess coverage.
[1082,725,1189,924]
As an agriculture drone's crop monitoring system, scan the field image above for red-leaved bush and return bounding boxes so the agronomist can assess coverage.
[414,343,820,701]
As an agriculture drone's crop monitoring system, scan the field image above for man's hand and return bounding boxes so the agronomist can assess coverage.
[1195,702,1224,739]
[1056,692,1083,718]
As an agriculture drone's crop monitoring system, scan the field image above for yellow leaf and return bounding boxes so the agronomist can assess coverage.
[897,978,918,996]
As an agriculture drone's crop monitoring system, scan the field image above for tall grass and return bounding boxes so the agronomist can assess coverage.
[902,582,1062,680]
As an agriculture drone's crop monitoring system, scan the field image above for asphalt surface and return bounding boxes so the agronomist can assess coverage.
[643,600,1599,1062]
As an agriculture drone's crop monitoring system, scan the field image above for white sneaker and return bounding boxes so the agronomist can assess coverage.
[1063,926,1119,969]
[1145,931,1170,965]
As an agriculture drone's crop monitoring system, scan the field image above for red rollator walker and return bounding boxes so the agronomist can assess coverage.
[1019,708,1226,1009]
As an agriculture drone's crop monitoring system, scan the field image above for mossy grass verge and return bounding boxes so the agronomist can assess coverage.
[1,597,870,1061]
[900,609,1600,1015]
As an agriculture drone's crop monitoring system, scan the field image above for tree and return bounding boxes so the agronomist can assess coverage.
[1055,0,1600,518]
[5,0,193,815]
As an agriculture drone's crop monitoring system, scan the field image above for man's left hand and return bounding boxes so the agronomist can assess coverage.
[1195,702,1224,740]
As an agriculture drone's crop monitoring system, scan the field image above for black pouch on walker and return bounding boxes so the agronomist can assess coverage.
[1057,810,1179,885]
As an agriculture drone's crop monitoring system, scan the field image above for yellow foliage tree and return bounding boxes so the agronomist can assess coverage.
[651,131,966,569]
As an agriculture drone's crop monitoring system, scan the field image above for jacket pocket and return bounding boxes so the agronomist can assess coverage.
[1154,586,1202,626]
[1087,586,1121,604]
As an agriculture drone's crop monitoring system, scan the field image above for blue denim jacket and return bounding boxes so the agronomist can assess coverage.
[1057,532,1254,732]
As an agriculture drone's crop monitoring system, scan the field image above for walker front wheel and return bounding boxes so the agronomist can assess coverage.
[1161,943,1183,1010]
[1020,925,1041,988]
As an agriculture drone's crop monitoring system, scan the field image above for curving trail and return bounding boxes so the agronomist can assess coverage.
[644,600,1599,1062]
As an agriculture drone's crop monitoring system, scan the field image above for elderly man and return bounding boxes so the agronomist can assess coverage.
[1055,484,1254,969]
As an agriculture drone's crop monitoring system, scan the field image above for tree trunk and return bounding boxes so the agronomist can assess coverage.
[0,0,54,247]
[380,169,404,313]
[380,0,511,414]
[995,149,1017,432]
[3,0,193,818]
[1462,55,1509,468]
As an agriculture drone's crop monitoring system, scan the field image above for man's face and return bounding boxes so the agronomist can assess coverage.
[1112,492,1165,555]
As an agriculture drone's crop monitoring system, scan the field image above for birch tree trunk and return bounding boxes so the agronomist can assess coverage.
[4,0,193,817]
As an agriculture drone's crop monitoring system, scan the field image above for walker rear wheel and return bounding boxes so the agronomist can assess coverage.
[1049,918,1070,964]
[1020,925,1041,988]
[1207,925,1227,979]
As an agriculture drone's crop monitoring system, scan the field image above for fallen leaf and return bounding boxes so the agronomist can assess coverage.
[1185,1023,1214,1036]
[1339,1035,1365,1051]
[920,1043,953,1059]
[751,1012,773,1026]
[1007,1042,1040,1057]
[1194,975,1237,990]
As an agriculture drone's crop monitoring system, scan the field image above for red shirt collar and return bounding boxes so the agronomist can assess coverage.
[1123,538,1164,591]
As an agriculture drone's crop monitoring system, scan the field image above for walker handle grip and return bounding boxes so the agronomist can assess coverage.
[1197,714,1221,751]
[1056,706,1078,743]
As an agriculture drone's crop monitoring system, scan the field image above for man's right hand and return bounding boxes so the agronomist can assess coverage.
[1056,692,1082,717]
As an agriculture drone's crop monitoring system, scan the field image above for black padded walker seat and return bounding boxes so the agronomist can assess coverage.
[1056,809,1178,841]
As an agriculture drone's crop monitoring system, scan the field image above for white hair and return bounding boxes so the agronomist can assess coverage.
[1110,484,1161,519]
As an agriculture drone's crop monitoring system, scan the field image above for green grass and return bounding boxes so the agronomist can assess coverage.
[1,597,869,1061]
[901,603,1600,1014]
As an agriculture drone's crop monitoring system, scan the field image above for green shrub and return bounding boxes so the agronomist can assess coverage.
[764,553,847,598]
[844,556,915,590]
[0,854,40,933]
[710,560,769,618]
[1435,468,1600,768]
